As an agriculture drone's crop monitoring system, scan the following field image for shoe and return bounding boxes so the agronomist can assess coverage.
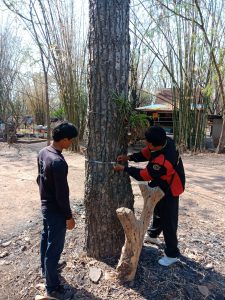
[46,286,74,300]
[158,255,178,266]
[144,234,161,245]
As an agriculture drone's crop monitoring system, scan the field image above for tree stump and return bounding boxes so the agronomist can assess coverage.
[116,184,164,281]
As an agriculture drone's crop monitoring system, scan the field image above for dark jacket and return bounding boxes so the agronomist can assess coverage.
[125,137,185,196]
[37,145,72,219]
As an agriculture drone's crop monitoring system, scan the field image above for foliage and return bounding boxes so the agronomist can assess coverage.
[129,0,225,151]
[2,0,225,151]
[52,106,64,120]
[129,113,149,129]
[113,92,131,120]
[114,92,149,129]
[3,0,88,150]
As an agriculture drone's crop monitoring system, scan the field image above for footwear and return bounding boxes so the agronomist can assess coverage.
[46,286,74,300]
[158,255,178,266]
[144,234,161,245]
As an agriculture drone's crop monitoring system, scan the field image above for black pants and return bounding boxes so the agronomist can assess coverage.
[148,194,180,258]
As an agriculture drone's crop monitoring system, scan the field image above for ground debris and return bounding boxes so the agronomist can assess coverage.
[0,251,9,258]
[0,145,225,300]
[1,240,12,247]
[89,267,102,283]
[198,285,210,297]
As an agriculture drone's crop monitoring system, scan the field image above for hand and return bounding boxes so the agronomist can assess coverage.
[113,164,125,171]
[117,154,130,162]
[66,218,75,230]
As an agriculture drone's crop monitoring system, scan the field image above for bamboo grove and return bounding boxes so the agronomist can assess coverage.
[129,0,225,152]
[1,0,225,152]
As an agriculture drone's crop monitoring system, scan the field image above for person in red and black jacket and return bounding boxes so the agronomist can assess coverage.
[114,126,185,267]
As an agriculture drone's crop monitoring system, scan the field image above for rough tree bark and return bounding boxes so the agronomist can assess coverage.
[116,185,164,281]
[85,0,134,258]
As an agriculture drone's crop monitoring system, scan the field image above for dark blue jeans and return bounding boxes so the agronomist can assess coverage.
[40,210,66,293]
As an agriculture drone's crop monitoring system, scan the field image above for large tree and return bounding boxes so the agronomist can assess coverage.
[85,0,134,258]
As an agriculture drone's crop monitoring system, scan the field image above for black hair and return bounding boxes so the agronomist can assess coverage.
[52,122,78,142]
[145,126,166,146]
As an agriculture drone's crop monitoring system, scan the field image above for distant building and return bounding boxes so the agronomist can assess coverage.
[136,88,206,134]
[208,115,222,147]
[136,88,174,134]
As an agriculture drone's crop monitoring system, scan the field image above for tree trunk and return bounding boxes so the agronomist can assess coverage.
[85,0,134,258]
[116,185,164,281]
[43,67,51,146]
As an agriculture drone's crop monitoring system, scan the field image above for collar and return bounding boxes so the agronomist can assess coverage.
[47,145,62,154]
[150,140,167,153]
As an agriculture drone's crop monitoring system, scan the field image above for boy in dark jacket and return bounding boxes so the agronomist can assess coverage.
[114,126,185,266]
[37,122,78,299]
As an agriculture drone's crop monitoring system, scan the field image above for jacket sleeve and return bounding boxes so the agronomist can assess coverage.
[129,147,151,162]
[52,159,72,220]
[124,161,167,182]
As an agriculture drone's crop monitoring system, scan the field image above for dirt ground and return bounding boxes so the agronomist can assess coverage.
[0,141,225,300]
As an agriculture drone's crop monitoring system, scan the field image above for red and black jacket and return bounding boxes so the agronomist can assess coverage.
[124,137,185,197]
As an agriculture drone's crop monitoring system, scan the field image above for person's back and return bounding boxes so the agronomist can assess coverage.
[148,136,185,197]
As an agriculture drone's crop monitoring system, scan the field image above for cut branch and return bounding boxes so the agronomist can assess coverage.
[116,185,164,281]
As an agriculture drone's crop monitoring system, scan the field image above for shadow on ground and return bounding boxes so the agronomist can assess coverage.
[119,245,225,300]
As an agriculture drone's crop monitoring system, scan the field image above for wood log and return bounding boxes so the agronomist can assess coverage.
[116,184,164,281]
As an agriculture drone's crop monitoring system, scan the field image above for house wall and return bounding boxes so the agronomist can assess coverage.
[212,118,222,146]
[147,111,173,133]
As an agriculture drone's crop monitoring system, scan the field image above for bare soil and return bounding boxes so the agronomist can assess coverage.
[0,141,225,300]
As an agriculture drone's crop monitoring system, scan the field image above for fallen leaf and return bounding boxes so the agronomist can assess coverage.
[104,271,117,281]
[205,263,213,269]
[1,241,11,247]
[0,251,9,258]
[88,259,98,266]
[35,295,49,300]
[35,283,45,291]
